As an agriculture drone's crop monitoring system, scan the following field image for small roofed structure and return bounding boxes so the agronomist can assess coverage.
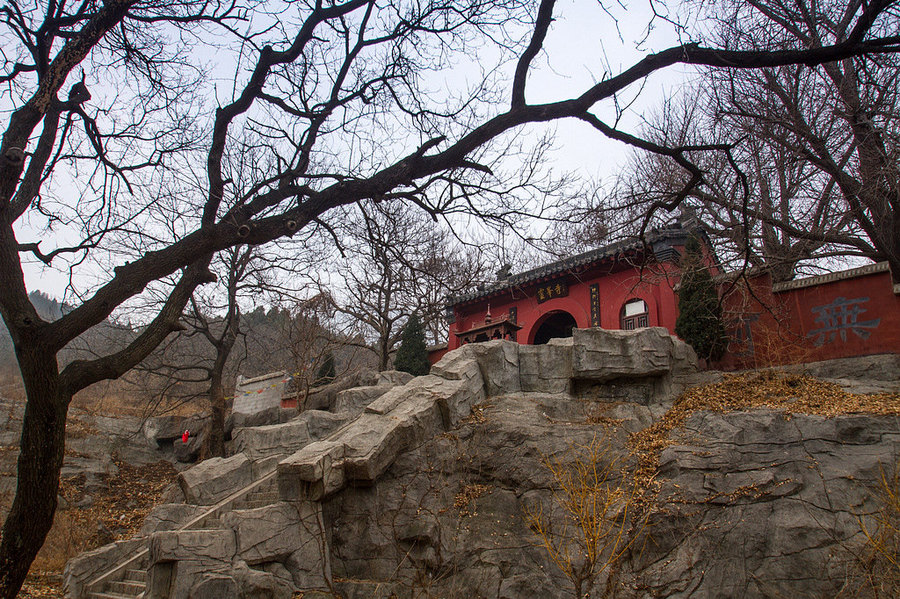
[233,371,289,416]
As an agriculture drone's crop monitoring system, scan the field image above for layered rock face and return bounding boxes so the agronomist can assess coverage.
[622,410,900,598]
[327,400,899,598]
[64,330,899,599]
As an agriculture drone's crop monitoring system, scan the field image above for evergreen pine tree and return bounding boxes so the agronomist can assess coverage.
[394,314,430,376]
[314,352,336,386]
[675,235,728,362]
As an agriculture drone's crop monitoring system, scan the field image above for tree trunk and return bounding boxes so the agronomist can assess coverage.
[202,317,237,459]
[203,376,226,459]
[0,349,66,598]
[378,335,390,371]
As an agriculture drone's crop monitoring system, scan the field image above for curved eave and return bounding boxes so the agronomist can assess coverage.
[448,225,700,308]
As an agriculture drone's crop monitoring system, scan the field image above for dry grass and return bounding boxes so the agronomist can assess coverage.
[748,321,815,370]
[71,377,198,418]
[462,402,490,425]
[18,458,178,597]
[847,466,900,599]
[525,437,648,599]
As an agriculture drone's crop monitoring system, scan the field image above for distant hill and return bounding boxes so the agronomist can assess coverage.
[1,291,71,370]
[1,292,377,410]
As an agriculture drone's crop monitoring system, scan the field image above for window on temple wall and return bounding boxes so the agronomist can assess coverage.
[620,299,649,330]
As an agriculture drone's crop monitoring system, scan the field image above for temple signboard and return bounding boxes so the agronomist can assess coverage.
[536,280,568,303]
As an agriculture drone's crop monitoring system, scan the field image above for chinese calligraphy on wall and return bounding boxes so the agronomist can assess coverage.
[807,296,880,346]
[589,284,600,327]
[536,281,569,304]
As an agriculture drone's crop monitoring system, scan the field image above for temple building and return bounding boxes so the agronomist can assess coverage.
[433,220,900,370]
[443,221,706,353]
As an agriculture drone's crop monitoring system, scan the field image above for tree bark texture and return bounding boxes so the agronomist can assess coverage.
[0,347,67,599]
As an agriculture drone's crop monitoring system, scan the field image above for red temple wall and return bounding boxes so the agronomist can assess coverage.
[439,260,898,370]
[448,261,683,351]
[716,265,899,370]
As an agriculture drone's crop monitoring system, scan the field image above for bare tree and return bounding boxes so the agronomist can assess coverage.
[330,201,487,370]
[281,292,357,407]
[710,0,900,282]
[613,93,846,281]
[185,245,254,458]
[0,0,897,593]
[615,0,900,281]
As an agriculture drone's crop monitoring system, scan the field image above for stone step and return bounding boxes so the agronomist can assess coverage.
[123,569,147,583]
[233,498,277,510]
[106,579,146,595]
[90,591,140,599]
[76,471,281,598]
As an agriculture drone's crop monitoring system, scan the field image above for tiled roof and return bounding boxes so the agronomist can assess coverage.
[449,224,695,305]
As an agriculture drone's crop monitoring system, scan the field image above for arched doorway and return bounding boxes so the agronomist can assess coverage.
[532,310,577,344]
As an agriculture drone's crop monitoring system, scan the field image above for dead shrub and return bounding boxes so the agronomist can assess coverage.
[844,465,900,598]
[524,437,648,599]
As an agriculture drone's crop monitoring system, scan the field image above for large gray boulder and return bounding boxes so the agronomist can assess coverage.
[325,392,612,597]
[519,338,573,394]
[439,340,521,397]
[178,453,252,505]
[615,409,900,598]
[185,573,240,599]
[232,420,310,462]
[221,502,307,564]
[147,529,237,599]
[227,405,297,431]
[231,560,295,599]
[144,503,329,599]
[339,402,439,483]
[572,326,696,382]
[303,370,380,411]
[232,410,346,462]
[143,413,209,448]
[333,385,391,417]
[571,327,698,410]
[322,382,900,599]
[278,440,346,501]
[140,503,212,536]
[220,501,332,591]
[278,366,486,501]
[376,370,415,386]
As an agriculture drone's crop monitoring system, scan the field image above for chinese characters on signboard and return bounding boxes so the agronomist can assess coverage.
[589,284,600,326]
[536,281,569,303]
[807,296,880,346]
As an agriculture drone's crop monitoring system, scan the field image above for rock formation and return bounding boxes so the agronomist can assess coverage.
[63,330,899,599]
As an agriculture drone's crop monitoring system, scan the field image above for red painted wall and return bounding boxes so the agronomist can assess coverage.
[436,256,898,371]
[448,261,683,351]
[716,266,900,370]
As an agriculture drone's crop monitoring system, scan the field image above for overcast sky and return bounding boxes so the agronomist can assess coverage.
[18,0,698,301]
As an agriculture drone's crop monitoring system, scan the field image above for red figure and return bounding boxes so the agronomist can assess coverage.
[182,429,189,444]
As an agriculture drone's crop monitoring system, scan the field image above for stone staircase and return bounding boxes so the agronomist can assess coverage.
[78,470,282,599]
[89,563,148,599]
[231,478,279,510]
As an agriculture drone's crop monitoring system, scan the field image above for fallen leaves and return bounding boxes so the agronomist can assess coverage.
[22,458,178,597]
[629,372,900,498]
[454,483,492,517]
